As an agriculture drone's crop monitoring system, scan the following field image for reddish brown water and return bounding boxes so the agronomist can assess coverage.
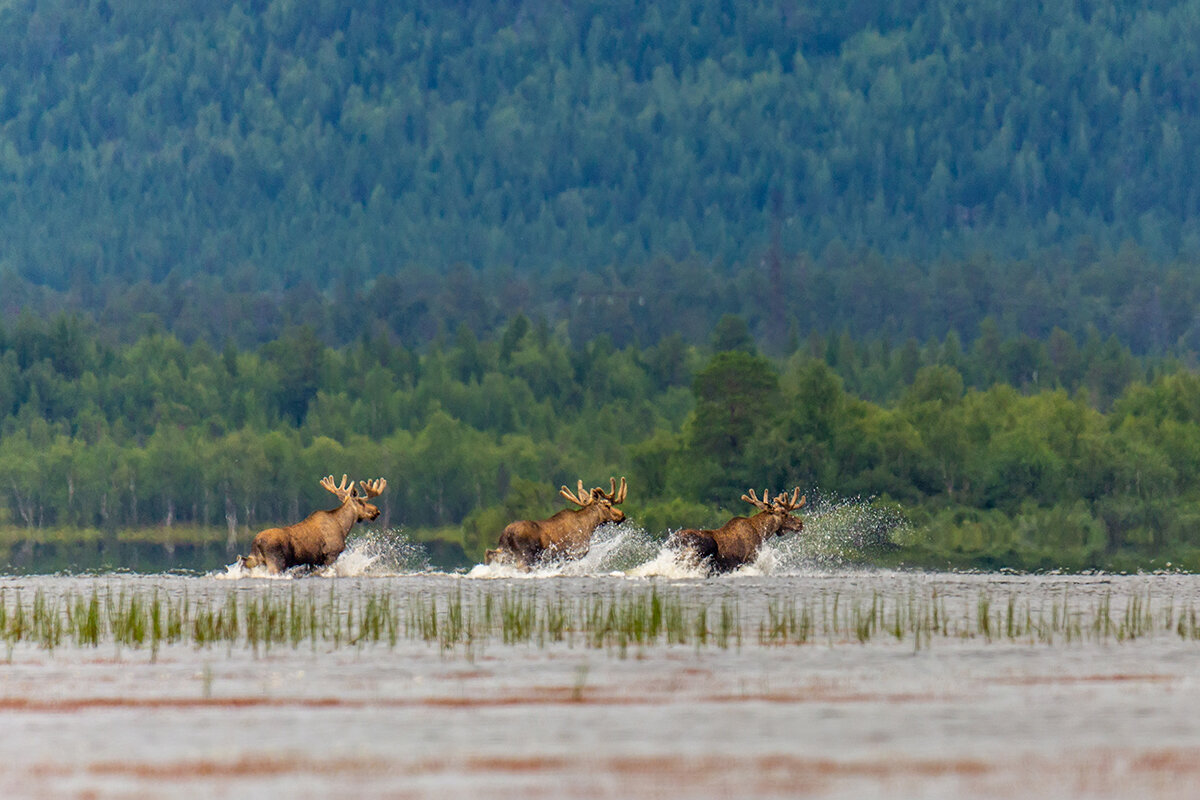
[2,568,1200,798]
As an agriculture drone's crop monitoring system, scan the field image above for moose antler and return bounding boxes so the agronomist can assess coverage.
[357,478,387,498]
[772,488,805,512]
[560,479,593,508]
[320,474,354,504]
[742,488,806,513]
[741,488,772,511]
[597,476,627,505]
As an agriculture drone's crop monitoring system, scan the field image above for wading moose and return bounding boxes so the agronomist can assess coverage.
[669,488,805,573]
[484,477,628,568]
[240,474,387,574]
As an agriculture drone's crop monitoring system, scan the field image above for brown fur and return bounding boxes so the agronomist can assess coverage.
[240,476,385,574]
[670,489,805,574]
[485,478,627,568]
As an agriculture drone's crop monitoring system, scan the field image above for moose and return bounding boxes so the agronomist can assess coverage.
[669,488,805,573]
[239,474,387,574]
[484,477,628,568]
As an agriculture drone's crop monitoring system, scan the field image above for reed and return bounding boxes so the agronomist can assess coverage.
[0,581,1196,657]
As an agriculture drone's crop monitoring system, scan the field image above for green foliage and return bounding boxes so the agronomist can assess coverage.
[636,497,727,538]
[460,477,554,560]
[5,0,1200,570]
[1,2,1200,357]
[685,348,781,504]
[0,311,1198,571]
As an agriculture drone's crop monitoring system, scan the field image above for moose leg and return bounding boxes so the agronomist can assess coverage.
[491,526,542,569]
[249,537,289,575]
[485,533,515,566]
[484,545,534,569]
[671,531,719,569]
[710,553,743,574]
[513,540,542,569]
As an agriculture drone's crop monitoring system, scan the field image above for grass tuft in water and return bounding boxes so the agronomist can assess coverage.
[0,580,1197,658]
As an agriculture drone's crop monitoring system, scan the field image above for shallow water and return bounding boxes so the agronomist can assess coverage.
[3,558,1200,799]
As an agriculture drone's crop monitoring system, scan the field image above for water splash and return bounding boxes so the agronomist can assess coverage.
[322,528,431,576]
[427,494,902,582]
[756,493,907,574]
[628,494,905,577]
[215,528,431,579]
[465,522,665,579]
[463,494,904,579]
[624,544,708,579]
[559,522,662,574]
[215,559,277,580]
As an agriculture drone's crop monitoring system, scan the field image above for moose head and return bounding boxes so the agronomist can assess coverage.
[321,473,387,522]
[741,487,806,537]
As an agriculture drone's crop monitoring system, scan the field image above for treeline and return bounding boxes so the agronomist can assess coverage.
[15,241,1200,365]
[3,312,1200,570]
[3,1,1200,351]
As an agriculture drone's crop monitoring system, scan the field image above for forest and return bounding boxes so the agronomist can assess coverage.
[0,311,1198,572]
[1,0,1200,353]
[2,0,1200,571]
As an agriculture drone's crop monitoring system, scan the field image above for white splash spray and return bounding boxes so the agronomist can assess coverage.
[754,493,907,574]
[464,494,906,579]
[322,528,431,576]
[465,522,667,579]
[624,543,709,579]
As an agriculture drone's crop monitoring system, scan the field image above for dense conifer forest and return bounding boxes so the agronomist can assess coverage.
[2,0,1200,351]
[2,0,1200,569]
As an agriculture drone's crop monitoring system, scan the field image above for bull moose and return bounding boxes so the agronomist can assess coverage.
[669,488,805,573]
[240,474,387,574]
[484,477,628,568]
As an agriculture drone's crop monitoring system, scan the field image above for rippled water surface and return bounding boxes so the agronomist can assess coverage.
[4,526,1200,798]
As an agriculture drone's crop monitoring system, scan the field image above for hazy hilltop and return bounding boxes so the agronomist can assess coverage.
[3,0,1200,350]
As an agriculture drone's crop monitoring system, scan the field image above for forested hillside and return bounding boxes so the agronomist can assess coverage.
[3,0,1200,351]
[2,313,1199,572]
[5,1,1200,571]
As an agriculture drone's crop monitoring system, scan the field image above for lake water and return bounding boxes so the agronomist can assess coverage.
[3,526,1200,799]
